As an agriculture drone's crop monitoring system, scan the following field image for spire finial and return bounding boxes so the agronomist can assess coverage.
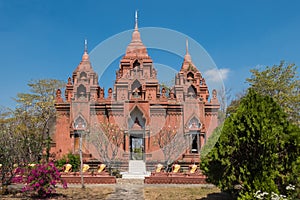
[84,38,88,53]
[184,38,192,62]
[135,10,138,30]
[82,38,89,61]
[186,38,189,54]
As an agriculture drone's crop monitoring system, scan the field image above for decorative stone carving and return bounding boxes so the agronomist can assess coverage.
[99,88,104,99]
[56,89,63,103]
[67,77,72,85]
[161,88,167,100]
[148,93,152,100]
[169,89,175,100]
[212,89,217,99]
[107,88,112,99]
[121,93,126,100]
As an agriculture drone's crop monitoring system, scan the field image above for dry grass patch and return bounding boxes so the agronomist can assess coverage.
[144,186,231,200]
[55,187,114,199]
[1,186,114,200]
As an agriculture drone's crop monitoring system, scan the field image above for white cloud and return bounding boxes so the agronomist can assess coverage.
[204,68,230,83]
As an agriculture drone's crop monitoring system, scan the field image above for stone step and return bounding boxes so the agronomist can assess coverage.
[123,160,149,179]
[121,172,150,179]
[128,160,146,174]
[116,178,144,185]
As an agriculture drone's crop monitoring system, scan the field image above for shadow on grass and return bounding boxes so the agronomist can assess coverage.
[198,192,233,200]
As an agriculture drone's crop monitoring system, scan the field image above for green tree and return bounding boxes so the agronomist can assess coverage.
[13,79,65,161]
[0,108,33,189]
[14,79,65,123]
[200,125,223,158]
[246,61,300,124]
[201,90,300,199]
[0,79,65,190]
[225,91,246,117]
[217,87,233,123]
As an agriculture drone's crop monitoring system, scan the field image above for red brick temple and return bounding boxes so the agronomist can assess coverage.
[52,14,219,170]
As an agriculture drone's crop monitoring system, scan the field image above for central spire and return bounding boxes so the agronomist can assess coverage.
[131,10,141,42]
[124,11,149,58]
[184,38,192,62]
[135,10,138,30]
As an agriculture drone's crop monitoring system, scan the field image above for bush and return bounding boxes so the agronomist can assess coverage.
[201,90,300,199]
[13,162,67,198]
[55,152,80,172]
[109,168,122,178]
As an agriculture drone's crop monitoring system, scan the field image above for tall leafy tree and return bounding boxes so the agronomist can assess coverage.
[15,79,65,121]
[0,108,31,187]
[13,79,65,162]
[201,90,300,199]
[0,79,64,189]
[0,109,15,187]
[246,61,300,124]
[200,125,223,158]
[217,87,233,123]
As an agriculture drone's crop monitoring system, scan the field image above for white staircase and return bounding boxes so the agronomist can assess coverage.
[122,160,150,179]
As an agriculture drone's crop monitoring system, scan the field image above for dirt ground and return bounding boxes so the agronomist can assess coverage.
[1,181,232,200]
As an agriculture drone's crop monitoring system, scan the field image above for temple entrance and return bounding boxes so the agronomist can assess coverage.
[130,134,144,160]
[191,133,199,153]
[128,106,146,160]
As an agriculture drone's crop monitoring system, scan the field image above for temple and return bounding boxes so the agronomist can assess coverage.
[52,13,219,170]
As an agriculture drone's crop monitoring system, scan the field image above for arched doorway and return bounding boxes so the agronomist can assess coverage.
[188,116,201,154]
[128,107,146,160]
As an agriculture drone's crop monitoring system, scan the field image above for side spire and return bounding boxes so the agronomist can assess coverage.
[74,38,92,72]
[84,38,88,53]
[82,38,89,61]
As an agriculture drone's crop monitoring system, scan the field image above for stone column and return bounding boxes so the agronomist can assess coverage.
[125,133,130,152]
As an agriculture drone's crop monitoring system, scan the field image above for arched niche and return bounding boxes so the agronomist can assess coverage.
[129,106,145,129]
[131,79,142,98]
[80,72,87,79]
[74,115,87,130]
[187,85,197,98]
[133,60,140,69]
[188,116,201,129]
[77,84,86,99]
[187,72,194,82]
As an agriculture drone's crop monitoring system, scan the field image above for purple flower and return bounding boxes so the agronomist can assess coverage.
[15,162,67,197]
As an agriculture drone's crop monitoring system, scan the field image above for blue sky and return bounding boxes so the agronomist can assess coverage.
[0,0,299,108]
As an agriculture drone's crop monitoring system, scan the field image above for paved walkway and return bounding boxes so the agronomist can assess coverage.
[106,179,144,200]
[105,179,215,200]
